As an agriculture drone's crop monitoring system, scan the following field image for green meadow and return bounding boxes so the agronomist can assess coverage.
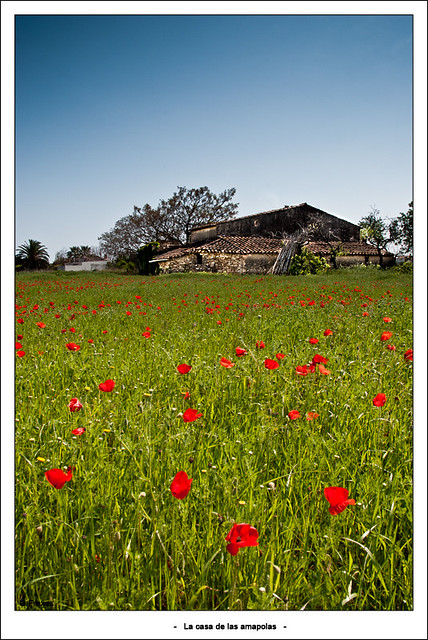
[14,268,413,611]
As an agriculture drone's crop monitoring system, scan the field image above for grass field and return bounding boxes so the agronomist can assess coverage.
[14,268,413,612]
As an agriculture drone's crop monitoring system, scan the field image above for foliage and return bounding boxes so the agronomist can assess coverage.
[136,242,160,276]
[15,239,50,271]
[15,269,413,612]
[359,208,394,268]
[288,248,330,275]
[98,186,238,258]
[389,202,413,256]
[393,260,413,274]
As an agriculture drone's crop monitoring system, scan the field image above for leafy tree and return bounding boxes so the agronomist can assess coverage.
[389,201,413,256]
[15,239,50,270]
[79,246,92,259]
[359,207,392,268]
[67,246,82,261]
[99,186,238,259]
[288,249,330,275]
[136,242,160,275]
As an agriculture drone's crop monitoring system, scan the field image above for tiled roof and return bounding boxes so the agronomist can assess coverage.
[304,241,393,256]
[200,236,283,254]
[152,246,195,261]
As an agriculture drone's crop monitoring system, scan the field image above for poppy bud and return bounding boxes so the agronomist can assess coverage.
[188,456,194,463]
[36,525,43,537]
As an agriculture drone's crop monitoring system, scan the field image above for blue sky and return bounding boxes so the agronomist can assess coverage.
[11,9,415,260]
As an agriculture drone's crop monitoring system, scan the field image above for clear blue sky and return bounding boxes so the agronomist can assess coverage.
[12,10,414,260]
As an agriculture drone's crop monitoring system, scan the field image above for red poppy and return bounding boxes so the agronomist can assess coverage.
[66,342,81,351]
[45,466,74,490]
[225,523,259,555]
[324,487,355,515]
[306,412,319,421]
[324,329,333,336]
[16,350,25,358]
[318,364,331,375]
[99,379,115,392]
[220,357,235,368]
[142,331,151,338]
[256,340,265,349]
[264,358,279,370]
[181,391,191,400]
[170,470,193,499]
[235,347,247,357]
[380,331,393,341]
[36,322,46,328]
[362,312,369,317]
[386,344,396,351]
[288,410,301,420]
[15,342,23,350]
[71,427,86,436]
[373,393,386,407]
[309,338,319,344]
[177,363,192,375]
[383,317,392,323]
[404,348,413,361]
[312,354,328,365]
[68,397,83,412]
[275,353,286,360]
[295,365,313,376]
[182,408,203,422]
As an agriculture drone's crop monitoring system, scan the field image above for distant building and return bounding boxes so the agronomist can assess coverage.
[57,254,109,271]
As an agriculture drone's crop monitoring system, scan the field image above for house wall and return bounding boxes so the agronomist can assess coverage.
[190,204,360,243]
[157,252,277,274]
[330,255,396,267]
[63,261,108,271]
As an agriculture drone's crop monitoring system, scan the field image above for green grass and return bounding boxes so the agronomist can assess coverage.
[14,268,413,611]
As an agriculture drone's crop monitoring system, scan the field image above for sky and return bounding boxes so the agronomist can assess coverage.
[7,4,420,262]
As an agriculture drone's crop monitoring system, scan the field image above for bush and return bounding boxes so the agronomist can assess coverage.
[393,260,413,274]
[288,249,330,275]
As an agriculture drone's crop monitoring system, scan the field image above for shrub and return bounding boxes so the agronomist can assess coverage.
[288,249,330,275]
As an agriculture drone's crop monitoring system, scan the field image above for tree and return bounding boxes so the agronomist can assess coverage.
[389,201,413,256]
[16,239,50,270]
[98,186,238,259]
[79,246,92,260]
[359,207,392,268]
[67,246,82,261]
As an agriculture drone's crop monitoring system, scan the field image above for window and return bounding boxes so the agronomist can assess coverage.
[196,253,203,265]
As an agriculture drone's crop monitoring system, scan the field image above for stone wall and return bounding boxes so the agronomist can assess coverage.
[157,252,277,274]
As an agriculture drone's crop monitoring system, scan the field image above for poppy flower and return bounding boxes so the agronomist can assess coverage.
[306,412,319,421]
[312,354,328,365]
[68,397,83,412]
[177,363,192,375]
[15,342,23,350]
[170,470,193,499]
[66,342,81,351]
[309,338,319,344]
[256,340,265,349]
[380,331,393,341]
[276,353,286,360]
[225,523,259,556]
[288,410,301,420]
[71,427,86,436]
[386,344,396,351]
[36,322,46,328]
[181,391,191,400]
[220,357,235,368]
[404,348,413,361]
[324,487,356,515]
[235,347,247,357]
[318,364,331,375]
[373,393,386,407]
[182,408,203,422]
[264,358,279,370]
[45,466,74,490]
[142,331,151,338]
[295,364,315,376]
[324,329,333,336]
[383,317,392,323]
[362,312,369,317]
[16,350,25,358]
[99,379,115,392]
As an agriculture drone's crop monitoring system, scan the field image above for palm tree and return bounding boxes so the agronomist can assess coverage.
[67,246,82,262]
[79,246,91,261]
[16,239,50,270]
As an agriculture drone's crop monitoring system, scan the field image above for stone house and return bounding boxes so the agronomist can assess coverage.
[303,241,395,267]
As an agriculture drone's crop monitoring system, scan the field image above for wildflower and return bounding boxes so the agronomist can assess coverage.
[373,393,386,407]
[383,317,392,323]
[264,358,279,370]
[306,412,319,421]
[309,338,319,344]
[99,379,115,392]
[386,344,396,351]
[45,466,74,490]
[177,363,192,375]
[16,350,25,357]
[225,523,259,555]
[324,486,355,515]
[235,347,247,357]
[66,342,81,351]
[312,354,328,365]
[324,329,333,336]
[36,322,46,328]
[181,391,191,400]
[256,340,265,349]
[275,352,286,360]
[288,410,301,420]
[170,471,193,499]
[142,331,151,338]
[220,357,235,368]
[71,427,86,436]
[182,408,203,422]
[404,348,413,361]
[296,365,309,376]
[68,397,83,412]
[380,331,393,341]
[36,457,46,462]
[318,364,331,375]
[362,312,369,317]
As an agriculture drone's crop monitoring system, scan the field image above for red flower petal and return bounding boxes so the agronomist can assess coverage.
[264,358,279,370]
[99,379,115,392]
[182,408,203,422]
[45,467,73,490]
[373,393,386,407]
[170,471,193,499]
[324,486,355,515]
[177,363,192,375]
